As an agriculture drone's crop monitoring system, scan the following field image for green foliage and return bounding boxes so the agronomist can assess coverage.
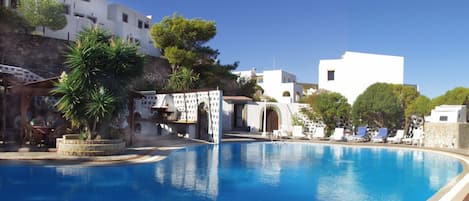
[430,87,469,107]
[236,79,258,98]
[85,87,115,132]
[391,84,420,129]
[52,27,144,139]
[352,83,403,130]
[17,0,67,32]
[166,67,199,91]
[150,13,216,72]
[407,95,431,117]
[194,61,238,90]
[304,91,351,132]
[164,46,196,71]
[291,114,304,127]
[0,6,34,33]
[151,14,242,92]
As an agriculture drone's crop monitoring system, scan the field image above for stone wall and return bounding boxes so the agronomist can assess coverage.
[0,33,171,84]
[57,135,125,156]
[0,33,70,78]
[424,122,469,149]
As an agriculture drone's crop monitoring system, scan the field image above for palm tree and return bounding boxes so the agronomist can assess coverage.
[52,27,144,139]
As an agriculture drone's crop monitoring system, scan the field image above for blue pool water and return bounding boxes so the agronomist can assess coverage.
[0,143,463,201]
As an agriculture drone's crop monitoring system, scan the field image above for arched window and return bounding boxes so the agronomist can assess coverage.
[282,91,291,97]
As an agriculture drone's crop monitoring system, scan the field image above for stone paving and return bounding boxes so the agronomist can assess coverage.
[0,135,205,166]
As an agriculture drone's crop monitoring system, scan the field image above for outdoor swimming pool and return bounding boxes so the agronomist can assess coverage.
[0,143,463,201]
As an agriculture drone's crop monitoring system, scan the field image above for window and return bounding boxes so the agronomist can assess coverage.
[82,0,90,2]
[135,39,140,46]
[327,70,335,81]
[74,13,85,18]
[0,0,4,7]
[63,4,70,15]
[144,22,149,29]
[439,116,448,121]
[122,13,128,23]
[138,20,143,29]
[282,91,291,97]
[87,16,97,24]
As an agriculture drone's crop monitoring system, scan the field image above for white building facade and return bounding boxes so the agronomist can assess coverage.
[1,0,159,57]
[222,97,308,134]
[234,69,304,103]
[318,51,404,104]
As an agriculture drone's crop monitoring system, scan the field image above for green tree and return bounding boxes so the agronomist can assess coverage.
[17,0,67,33]
[0,6,34,33]
[352,83,403,130]
[407,95,431,118]
[166,67,199,91]
[150,14,241,92]
[391,84,420,130]
[430,87,469,107]
[303,91,351,135]
[52,27,144,139]
[150,13,216,73]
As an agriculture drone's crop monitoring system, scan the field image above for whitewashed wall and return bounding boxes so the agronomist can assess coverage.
[172,90,223,144]
[32,0,159,56]
[244,102,306,133]
[318,51,404,104]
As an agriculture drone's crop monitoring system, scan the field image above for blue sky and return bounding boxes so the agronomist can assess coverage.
[110,0,469,98]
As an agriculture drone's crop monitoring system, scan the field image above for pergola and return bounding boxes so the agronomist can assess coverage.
[3,75,143,145]
[0,72,24,142]
[7,77,59,144]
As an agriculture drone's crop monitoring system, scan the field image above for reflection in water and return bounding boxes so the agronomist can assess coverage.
[153,145,219,200]
[0,143,463,201]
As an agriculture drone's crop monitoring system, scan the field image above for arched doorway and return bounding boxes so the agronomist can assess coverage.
[261,107,280,132]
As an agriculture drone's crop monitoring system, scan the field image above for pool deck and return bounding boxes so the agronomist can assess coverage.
[0,132,468,201]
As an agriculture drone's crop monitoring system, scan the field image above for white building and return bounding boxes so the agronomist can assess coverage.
[318,51,404,104]
[1,0,159,57]
[234,69,304,103]
[222,96,309,135]
[425,105,467,123]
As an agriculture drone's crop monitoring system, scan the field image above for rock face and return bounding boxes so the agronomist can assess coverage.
[0,33,69,78]
[0,32,171,85]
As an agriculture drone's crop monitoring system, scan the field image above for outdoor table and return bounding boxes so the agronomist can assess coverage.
[31,126,54,145]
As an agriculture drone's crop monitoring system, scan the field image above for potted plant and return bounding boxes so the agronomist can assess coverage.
[291,114,305,138]
[51,27,144,155]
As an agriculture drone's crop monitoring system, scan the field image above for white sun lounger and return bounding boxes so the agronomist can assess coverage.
[330,127,345,141]
[387,129,404,144]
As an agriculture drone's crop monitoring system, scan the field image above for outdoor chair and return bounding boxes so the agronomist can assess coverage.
[330,127,345,141]
[312,127,325,139]
[371,128,388,143]
[402,128,424,146]
[387,129,404,144]
[354,126,368,142]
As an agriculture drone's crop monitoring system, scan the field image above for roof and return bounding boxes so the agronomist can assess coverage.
[8,76,59,96]
[223,96,252,102]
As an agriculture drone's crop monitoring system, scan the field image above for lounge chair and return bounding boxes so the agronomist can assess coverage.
[387,129,404,144]
[372,128,388,143]
[330,127,345,141]
[312,127,325,139]
[352,126,368,142]
[278,125,290,139]
[292,126,304,139]
[402,128,424,146]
